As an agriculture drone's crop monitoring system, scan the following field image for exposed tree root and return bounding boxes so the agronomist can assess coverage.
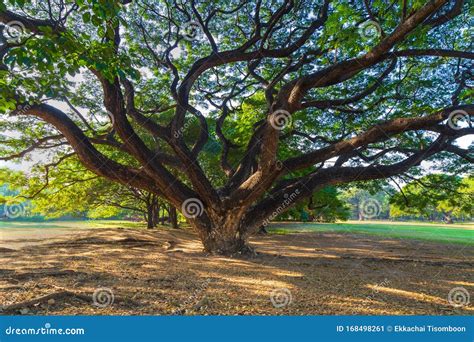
[0,290,91,313]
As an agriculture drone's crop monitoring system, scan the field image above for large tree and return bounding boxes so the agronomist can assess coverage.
[0,0,472,254]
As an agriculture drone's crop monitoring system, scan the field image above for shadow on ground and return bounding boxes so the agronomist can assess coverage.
[0,227,472,315]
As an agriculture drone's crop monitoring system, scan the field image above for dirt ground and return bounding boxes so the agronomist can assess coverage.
[0,227,472,315]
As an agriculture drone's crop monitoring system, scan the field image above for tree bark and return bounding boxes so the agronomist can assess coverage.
[443,212,454,224]
[191,213,256,256]
[146,202,154,229]
[169,205,178,229]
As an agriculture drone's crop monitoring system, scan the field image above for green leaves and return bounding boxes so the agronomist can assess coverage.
[390,175,474,221]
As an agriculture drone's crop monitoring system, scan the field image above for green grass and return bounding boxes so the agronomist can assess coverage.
[0,220,144,230]
[1,219,472,246]
[268,221,474,246]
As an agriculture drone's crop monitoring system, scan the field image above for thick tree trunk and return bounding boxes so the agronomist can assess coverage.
[192,214,256,256]
[169,205,178,229]
[201,231,254,256]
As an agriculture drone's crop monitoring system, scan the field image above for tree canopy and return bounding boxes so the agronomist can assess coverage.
[0,0,473,254]
[390,174,473,222]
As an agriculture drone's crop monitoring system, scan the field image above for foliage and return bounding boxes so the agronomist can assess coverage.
[390,174,474,222]
[277,186,350,223]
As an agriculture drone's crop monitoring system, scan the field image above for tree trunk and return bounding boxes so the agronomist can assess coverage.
[152,203,160,227]
[201,232,253,256]
[443,212,454,224]
[169,205,178,229]
[192,214,256,256]
[146,203,154,229]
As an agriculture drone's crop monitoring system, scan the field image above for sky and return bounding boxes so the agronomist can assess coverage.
[1,103,472,173]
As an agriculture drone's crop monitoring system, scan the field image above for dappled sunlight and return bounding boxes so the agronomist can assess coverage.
[444,280,474,287]
[365,285,473,312]
[1,227,472,315]
[327,296,404,315]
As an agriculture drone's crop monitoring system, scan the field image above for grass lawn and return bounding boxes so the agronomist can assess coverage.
[0,220,147,248]
[0,219,144,230]
[268,220,474,246]
[1,219,473,246]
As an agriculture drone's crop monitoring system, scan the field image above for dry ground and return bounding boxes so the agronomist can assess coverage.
[0,227,472,315]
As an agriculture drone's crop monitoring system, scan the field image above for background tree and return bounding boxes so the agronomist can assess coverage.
[341,183,393,220]
[0,0,473,254]
[277,186,350,223]
[26,158,180,228]
[0,167,30,219]
[390,174,473,223]
[0,162,180,228]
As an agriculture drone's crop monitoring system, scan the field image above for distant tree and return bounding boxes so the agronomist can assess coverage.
[2,161,179,228]
[342,185,393,220]
[0,168,31,219]
[390,174,473,223]
[277,186,350,223]
[31,176,177,229]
